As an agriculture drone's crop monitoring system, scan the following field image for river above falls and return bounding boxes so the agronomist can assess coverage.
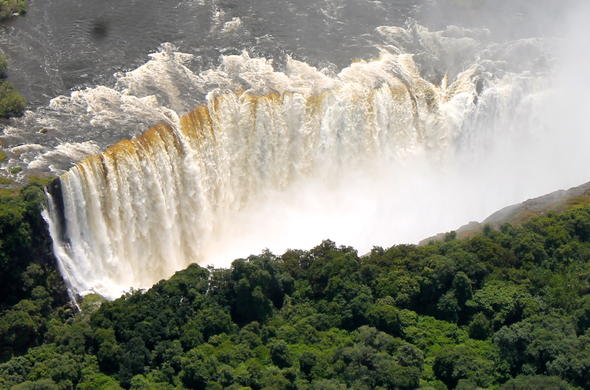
[0,0,569,107]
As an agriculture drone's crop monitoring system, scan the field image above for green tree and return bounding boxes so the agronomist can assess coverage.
[500,375,576,390]
[468,313,491,340]
[367,302,402,336]
[270,340,292,368]
[433,342,501,389]
[180,347,219,390]
[299,351,317,378]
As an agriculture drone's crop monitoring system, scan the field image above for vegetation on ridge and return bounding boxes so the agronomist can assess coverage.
[1,188,590,388]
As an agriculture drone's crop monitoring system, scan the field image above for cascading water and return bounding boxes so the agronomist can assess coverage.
[6,13,590,298]
[45,49,474,297]
[41,42,543,297]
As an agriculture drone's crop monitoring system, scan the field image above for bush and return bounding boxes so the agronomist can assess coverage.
[0,81,26,118]
[0,0,27,20]
[0,56,7,79]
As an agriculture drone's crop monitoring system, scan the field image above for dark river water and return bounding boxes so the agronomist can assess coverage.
[0,0,570,107]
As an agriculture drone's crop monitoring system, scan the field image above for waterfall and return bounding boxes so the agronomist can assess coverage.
[44,51,482,298]
[40,23,590,299]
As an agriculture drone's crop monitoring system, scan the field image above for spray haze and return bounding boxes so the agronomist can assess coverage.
[20,0,590,298]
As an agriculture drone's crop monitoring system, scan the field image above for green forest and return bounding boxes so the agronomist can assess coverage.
[1,182,590,390]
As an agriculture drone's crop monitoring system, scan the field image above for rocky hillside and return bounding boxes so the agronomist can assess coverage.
[422,181,590,244]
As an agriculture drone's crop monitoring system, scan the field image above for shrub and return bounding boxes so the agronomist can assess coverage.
[0,0,27,20]
[0,56,7,78]
[0,81,26,118]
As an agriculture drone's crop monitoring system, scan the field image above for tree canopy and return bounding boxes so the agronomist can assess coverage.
[2,187,590,389]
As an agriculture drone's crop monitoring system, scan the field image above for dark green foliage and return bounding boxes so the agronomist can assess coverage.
[367,300,402,335]
[0,181,68,363]
[229,252,294,324]
[500,375,576,390]
[452,272,473,306]
[0,55,26,118]
[3,196,590,388]
[0,80,26,118]
[0,56,7,78]
[118,337,151,386]
[298,351,317,378]
[468,312,492,340]
[433,341,502,388]
[269,340,292,368]
[0,0,27,19]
